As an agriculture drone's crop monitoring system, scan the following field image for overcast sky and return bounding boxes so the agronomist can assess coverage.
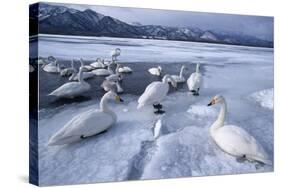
[51,2,273,41]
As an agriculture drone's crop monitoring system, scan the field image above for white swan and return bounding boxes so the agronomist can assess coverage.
[207,95,272,165]
[90,58,105,69]
[148,66,162,76]
[101,80,123,93]
[43,59,61,73]
[187,63,203,95]
[49,67,90,98]
[111,48,121,61]
[137,74,177,114]
[72,59,95,80]
[92,62,114,76]
[106,64,123,82]
[169,65,187,83]
[118,65,133,73]
[48,91,124,146]
[103,59,112,66]
[60,60,76,77]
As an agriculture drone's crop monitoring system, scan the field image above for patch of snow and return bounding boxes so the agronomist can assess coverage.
[249,88,273,110]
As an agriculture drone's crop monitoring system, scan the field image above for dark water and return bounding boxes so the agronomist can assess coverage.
[37,59,202,110]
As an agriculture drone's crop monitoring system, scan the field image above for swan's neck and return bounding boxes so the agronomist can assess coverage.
[78,69,86,84]
[115,64,120,74]
[211,100,227,132]
[196,64,200,73]
[71,60,74,69]
[163,75,176,85]
[179,67,185,78]
[116,81,123,92]
[108,63,113,73]
[100,95,117,120]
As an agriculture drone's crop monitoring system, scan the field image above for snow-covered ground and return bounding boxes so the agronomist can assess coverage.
[36,35,273,186]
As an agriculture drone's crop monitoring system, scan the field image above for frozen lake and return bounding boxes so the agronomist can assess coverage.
[31,35,274,186]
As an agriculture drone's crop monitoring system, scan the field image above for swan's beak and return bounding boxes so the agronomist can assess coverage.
[207,99,215,106]
[115,95,124,102]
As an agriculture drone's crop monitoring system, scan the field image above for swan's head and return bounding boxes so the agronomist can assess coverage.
[207,95,225,106]
[115,48,121,53]
[106,91,124,102]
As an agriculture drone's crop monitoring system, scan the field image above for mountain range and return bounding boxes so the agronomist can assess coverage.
[29,3,273,48]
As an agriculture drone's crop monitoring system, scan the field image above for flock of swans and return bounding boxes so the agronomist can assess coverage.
[37,47,272,166]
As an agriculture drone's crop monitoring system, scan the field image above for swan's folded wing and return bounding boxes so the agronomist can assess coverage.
[138,82,168,105]
[49,82,79,95]
[61,110,114,138]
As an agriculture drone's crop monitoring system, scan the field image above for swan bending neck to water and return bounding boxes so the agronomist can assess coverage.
[207,95,272,165]
[48,91,124,146]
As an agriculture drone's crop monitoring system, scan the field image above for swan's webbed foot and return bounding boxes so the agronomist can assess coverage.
[236,155,247,163]
[153,103,163,109]
[154,109,165,114]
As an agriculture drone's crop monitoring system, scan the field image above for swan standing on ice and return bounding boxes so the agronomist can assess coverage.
[207,95,272,165]
[138,74,177,114]
[49,67,90,98]
[90,58,105,69]
[60,60,76,77]
[187,63,202,96]
[48,91,123,146]
[148,66,162,76]
[111,48,121,61]
[169,65,187,83]
[92,62,114,76]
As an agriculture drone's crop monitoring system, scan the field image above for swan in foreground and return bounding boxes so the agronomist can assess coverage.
[111,48,121,61]
[48,91,124,146]
[92,62,114,76]
[169,65,187,83]
[138,74,177,114]
[90,58,105,69]
[60,60,76,77]
[49,67,90,98]
[207,95,272,165]
[187,63,202,95]
[118,65,133,73]
[148,66,162,76]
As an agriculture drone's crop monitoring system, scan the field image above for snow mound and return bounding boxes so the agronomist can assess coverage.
[249,88,273,110]
[186,104,217,118]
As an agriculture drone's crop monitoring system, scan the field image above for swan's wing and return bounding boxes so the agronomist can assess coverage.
[60,110,114,138]
[49,82,80,96]
[215,125,268,159]
[138,82,168,106]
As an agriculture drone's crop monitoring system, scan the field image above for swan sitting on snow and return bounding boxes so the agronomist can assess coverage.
[92,62,114,76]
[90,58,105,69]
[60,60,76,77]
[49,66,90,98]
[169,65,187,83]
[111,48,121,61]
[207,95,272,165]
[187,63,203,95]
[138,74,177,114]
[148,66,162,76]
[118,65,133,73]
[48,91,124,146]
